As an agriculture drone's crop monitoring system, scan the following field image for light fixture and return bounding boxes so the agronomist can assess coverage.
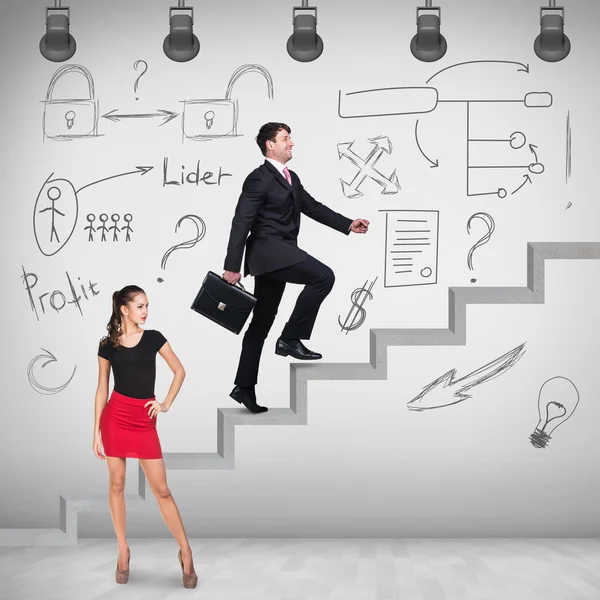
[534,0,570,62]
[529,376,579,448]
[164,0,200,62]
[410,0,447,62]
[40,0,76,62]
[287,1,323,62]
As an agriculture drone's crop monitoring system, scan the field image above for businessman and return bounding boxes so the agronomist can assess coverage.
[223,122,369,413]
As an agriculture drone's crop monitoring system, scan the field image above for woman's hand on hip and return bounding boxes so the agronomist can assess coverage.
[93,434,105,461]
[145,400,168,418]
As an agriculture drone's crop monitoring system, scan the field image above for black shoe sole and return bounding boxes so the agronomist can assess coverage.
[275,344,322,360]
[230,391,268,413]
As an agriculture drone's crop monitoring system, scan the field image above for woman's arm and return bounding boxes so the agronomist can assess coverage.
[94,357,110,435]
[158,342,186,411]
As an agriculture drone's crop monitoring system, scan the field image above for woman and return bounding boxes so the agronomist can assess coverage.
[92,284,197,589]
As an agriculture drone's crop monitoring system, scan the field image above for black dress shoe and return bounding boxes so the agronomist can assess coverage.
[275,338,322,360]
[229,386,268,413]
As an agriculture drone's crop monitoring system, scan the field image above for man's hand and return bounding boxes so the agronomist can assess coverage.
[222,270,242,285]
[350,218,370,234]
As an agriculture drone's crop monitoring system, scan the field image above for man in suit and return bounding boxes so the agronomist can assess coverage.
[223,122,369,413]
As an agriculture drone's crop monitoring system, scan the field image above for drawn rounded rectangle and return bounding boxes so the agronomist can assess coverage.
[338,87,438,119]
[43,100,98,139]
[182,99,237,139]
[524,92,552,108]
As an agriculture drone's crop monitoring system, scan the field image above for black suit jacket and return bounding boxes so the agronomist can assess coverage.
[224,160,353,276]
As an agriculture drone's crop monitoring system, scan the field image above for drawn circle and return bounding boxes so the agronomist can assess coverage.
[529,162,545,175]
[99,213,108,222]
[86,213,95,223]
[124,213,132,222]
[497,188,507,198]
[204,110,215,121]
[420,267,432,278]
[34,176,78,257]
[65,110,76,120]
[111,213,120,223]
[47,186,61,201]
[509,131,526,149]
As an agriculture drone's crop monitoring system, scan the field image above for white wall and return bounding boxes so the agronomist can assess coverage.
[1,0,599,539]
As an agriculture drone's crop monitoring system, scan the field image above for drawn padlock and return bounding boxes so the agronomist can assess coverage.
[42,64,99,141]
[182,64,273,141]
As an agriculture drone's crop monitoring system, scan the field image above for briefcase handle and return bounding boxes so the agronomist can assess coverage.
[221,275,248,293]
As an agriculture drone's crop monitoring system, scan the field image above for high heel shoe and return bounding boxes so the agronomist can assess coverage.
[115,548,130,584]
[178,549,198,589]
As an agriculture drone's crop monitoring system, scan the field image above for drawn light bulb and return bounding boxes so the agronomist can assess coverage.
[530,376,579,448]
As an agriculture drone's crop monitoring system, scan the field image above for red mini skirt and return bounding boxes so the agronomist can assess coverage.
[99,390,163,459]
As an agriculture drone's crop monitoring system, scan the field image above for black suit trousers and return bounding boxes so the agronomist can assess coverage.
[234,254,335,386]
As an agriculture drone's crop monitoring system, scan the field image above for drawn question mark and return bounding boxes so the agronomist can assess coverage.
[133,60,148,100]
[158,214,207,282]
[467,212,495,278]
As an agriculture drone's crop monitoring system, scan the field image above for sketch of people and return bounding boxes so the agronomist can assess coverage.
[222,122,369,413]
[122,214,133,242]
[84,213,96,242]
[109,213,121,242]
[98,213,109,241]
[38,186,65,243]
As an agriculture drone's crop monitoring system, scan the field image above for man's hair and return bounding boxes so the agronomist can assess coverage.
[256,122,291,156]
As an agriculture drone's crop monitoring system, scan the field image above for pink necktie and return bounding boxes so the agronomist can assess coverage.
[283,167,292,185]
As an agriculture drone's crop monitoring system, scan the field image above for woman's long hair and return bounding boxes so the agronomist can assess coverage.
[99,285,145,349]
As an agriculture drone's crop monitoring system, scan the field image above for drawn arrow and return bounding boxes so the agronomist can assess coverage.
[406,342,526,411]
[75,166,153,194]
[511,174,532,195]
[338,136,400,198]
[27,349,77,395]
[414,119,439,168]
[101,109,179,127]
[529,143,538,162]
[426,60,530,84]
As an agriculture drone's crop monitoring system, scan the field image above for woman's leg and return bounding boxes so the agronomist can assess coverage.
[139,458,195,574]
[106,456,129,568]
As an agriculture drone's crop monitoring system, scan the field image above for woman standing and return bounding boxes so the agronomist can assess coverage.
[92,284,197,589]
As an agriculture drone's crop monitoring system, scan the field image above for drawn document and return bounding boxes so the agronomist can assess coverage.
[381,209,439,287]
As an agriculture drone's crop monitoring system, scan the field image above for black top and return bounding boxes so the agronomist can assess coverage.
[98,329,168,399]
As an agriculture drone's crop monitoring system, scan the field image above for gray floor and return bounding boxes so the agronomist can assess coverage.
[1,538,599,600]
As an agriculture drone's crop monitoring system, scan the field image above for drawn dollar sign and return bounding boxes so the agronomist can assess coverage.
[338,277,378,334]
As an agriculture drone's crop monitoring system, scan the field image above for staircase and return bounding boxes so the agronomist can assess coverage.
[1,242,598,545]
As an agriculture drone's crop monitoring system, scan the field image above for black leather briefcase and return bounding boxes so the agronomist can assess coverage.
[191,271,256,334]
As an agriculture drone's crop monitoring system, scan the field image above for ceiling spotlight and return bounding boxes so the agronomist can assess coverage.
[410,1,447,62]
[287,2,323,62]
[534,1,570,62]
[164,1,200,62]
[40,1,76,62]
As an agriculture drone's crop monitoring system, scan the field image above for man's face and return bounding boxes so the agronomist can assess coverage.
[267,129,294,163]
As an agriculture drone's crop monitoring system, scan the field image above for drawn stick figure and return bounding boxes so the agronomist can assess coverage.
[109,213,121,242]
[122,213,134,242]
[98,213,109,241]
[38,186,65,243]
[84,213,96,242]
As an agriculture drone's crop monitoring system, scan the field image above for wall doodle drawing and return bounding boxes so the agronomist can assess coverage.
[337,136,400,198]
[338,277,378,334]
[42,64,100,142]
[379,209,439,288]
[158,214,207,281]
[33,166,153,256]
[27,349,76,395]
[407,343,526,411]
[530,376,580,449]
[338,60,553,198]
[181,64,273,142]
[84,213,134,242]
